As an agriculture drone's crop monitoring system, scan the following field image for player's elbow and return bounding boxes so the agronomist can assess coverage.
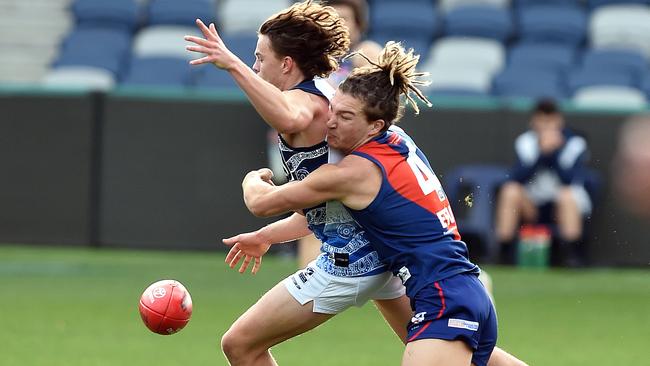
[245,197,276,218]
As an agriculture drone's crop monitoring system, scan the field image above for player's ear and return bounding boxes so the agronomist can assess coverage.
[281,56,293,74]
[370,119,385,135]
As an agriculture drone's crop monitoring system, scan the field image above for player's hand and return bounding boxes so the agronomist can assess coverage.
[185,19,238,70]
[538,128,564,154]
[222,232,272,274]
[243,168,275,187]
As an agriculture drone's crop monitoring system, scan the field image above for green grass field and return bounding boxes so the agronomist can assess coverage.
[1,245,648,366]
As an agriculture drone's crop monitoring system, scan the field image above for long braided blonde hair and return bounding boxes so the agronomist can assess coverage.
[340,41,432,131]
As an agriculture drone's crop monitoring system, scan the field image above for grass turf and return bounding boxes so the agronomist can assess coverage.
[1,245,648,365]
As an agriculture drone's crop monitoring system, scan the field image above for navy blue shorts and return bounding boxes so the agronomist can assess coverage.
[406,272,497,366]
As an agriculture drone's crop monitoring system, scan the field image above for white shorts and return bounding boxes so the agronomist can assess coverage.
[283,260,406,314]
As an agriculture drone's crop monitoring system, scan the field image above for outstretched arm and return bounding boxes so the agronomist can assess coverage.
[223,213,312,274]
[185,19,320,134]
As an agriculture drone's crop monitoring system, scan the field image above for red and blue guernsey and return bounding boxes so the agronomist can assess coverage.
[348,126,480,298]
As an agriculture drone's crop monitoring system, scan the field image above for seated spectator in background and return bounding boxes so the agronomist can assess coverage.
[495,99,591,267]
[614,114,650,219]
[298,0,382,267]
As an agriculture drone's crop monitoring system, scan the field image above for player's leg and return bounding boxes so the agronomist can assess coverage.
[495,182,538,264]
[487,347,528,366]
[402,338,473,366]
[555,186,582,242]
[554,185,589,266]
[297,234,321,267]
[374,295,411,342]
[221,281,333,366]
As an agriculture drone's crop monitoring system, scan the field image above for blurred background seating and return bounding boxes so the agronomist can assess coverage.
[0,0,647,104]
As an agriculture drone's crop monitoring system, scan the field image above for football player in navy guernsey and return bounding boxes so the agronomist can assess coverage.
[240,42,514,366]
[187,2,525,365]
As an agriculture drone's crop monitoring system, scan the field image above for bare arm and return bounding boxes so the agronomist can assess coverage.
[185,19,320,134]
[242,156,381,217]
[222,213,312,274]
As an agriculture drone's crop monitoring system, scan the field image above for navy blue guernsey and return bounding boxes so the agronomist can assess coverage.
[278,78,386,277]
[348,127,479,297]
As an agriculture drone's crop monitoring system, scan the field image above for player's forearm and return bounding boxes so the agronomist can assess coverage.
[257,213,312,245]
[229,62,304,134]
[243,174,287,217]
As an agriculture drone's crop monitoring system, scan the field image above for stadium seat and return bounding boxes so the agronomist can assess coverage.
[43,66,116,90]
[443,164,510,262]
[55,27,132,76]
[492,66,568,100]
[194,66,240,90]
[589,4,650,58]
[508,43,577,73]
[424,37,505,77]
[132,26,200,60]
[580,49,647,78]
[587,0,650,9]
[438,0,511,13]
[567,68,636,93]
[146,0,217,27]
[515,0,581,7]
[424,65,493,95]
[642,74,650,99]
[369,1,439,46]
[219,0,288,35]
[121,56,196,87]
[369,36,431,61]
[518,5,587,46]
[443,5,513,42]
[72,0,139,31]
[573,86,648,109]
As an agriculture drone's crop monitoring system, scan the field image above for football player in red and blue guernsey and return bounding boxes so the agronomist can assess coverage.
[241,42,500,366]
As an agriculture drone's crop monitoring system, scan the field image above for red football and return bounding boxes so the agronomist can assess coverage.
[138,280,193,335]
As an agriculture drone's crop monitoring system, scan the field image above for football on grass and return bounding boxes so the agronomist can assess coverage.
[139,279,193,335]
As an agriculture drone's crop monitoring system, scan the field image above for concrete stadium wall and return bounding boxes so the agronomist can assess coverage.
[0,93,648,266]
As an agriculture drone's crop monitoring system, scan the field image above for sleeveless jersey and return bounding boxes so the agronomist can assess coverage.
[278,78,386,277]
[348,126,479,297]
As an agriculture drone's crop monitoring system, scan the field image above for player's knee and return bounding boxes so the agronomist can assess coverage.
[220,327,249,362]
[500,181,524,203]
[556,186,576,206]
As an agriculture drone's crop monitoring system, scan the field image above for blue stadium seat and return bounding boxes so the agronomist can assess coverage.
[121,57,195,87]
[194,35,258,90]
[581,49,647,78]
[508,43,577,73]
[587,0,650,9]
[642,74,650,99]
[72,0,139,31]
[146,0,217,27]
[369,1,439,46]
[369,36,430,61]
[222,34,258,68]
[62,27,132,57]
[444,164,510,262]
[518,5,587,46]
[567,68,636,93]
[492,66,568,100]
[443,5,513,42]
[55,27,132,76]
[194,66,239,90]
[515,0,581,7]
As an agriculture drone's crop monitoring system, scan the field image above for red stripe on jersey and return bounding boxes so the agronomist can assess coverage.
[356,141,447,217]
